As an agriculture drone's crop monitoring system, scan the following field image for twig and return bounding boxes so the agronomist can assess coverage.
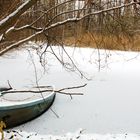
[7,80,12,90]
[50,108,59,118]
[58,83,87,92]
[33,86,52,88]
[0,80,12,92]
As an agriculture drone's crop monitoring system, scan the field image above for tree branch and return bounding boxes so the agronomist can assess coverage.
[0,84,86,97]
[0,0,38,35]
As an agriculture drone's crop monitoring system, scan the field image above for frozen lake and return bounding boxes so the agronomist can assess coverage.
[0,46,140,135]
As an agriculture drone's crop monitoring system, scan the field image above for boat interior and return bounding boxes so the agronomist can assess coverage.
[0,87,54,106]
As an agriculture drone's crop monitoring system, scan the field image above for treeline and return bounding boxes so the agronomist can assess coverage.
[0,0,140,51]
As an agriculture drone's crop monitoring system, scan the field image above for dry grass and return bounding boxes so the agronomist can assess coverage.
[64,33,140,51]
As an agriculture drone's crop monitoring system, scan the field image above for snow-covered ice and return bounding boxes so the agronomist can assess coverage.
[0,45,140,139]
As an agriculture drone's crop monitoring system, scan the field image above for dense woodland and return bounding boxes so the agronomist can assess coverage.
[0,0,140,53]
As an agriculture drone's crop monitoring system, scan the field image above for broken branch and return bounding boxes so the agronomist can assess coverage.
[0,84,86,97]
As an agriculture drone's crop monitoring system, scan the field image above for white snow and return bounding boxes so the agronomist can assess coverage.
[0,34,3,41]
[1,45,140,139]
[3,129,140,140]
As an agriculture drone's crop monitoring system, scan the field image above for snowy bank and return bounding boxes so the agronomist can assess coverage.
[3,130,140,140]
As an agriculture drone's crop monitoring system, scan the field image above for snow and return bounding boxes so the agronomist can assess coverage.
[1,45,140,139]
[0,35,3,41]
[5,26,15,34]
[3,130,140,140]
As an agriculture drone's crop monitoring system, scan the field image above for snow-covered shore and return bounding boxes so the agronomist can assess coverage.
[3,129,140,140]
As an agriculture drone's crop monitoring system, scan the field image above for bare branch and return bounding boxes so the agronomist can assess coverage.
[0,84,86,97]
[58,83,87,92]
[0,0,38,35]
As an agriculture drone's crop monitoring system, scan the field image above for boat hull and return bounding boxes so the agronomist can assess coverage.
[0,93,55,128]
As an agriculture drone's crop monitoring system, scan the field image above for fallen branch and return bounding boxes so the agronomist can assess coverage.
[0,84,87,97]
[57,84,87,92]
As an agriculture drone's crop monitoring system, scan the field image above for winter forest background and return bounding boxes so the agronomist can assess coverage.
[0,0,140,55]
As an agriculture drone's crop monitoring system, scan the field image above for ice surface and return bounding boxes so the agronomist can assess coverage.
[1,45,140,139]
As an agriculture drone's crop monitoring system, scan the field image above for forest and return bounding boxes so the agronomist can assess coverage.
[0,0,140,54]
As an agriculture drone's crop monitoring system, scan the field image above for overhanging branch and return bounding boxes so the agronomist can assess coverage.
[0,0,38,35]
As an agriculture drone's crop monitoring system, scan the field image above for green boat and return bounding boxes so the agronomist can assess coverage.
[0,87,55,128]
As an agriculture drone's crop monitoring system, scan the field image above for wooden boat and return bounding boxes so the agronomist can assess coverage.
[0,87,55,128]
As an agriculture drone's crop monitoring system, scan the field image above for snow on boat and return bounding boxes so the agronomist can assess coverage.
[0,87,55,128]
